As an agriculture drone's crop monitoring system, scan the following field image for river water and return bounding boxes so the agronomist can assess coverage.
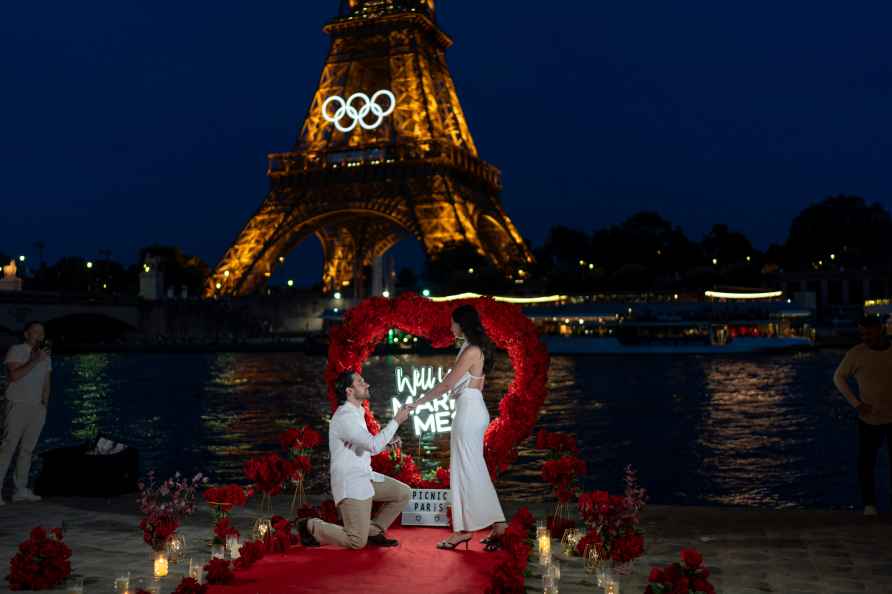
[8,349,888,509]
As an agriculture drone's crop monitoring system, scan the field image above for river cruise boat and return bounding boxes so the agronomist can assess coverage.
[525,294,815,355]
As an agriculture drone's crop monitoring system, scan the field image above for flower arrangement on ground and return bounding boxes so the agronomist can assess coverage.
[137,471,207,551]
[173,577,208,594]
[485,507,535,594]
[279,426,323,512]
[576,466,647,573]
[645,549,716,594]
[204,484,250,519]
[538,429,586,535]
[235,540,266,570]
[204,484,251,547]
[265,515,300,553]
[243,453,292,512]
[6,527,72,591]
[204,558,235,585]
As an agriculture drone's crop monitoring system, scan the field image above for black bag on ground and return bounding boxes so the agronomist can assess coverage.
[35,438,139,497]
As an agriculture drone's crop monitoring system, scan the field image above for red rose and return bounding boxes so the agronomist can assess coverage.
[435,466,450,488]
[681,548,703,569]
[300,426,322,449]
[204,485,248,510]
[648,567,664,582]
[671,576,690,594]
[204,558,235,585]
[244,454,291,496]
[663,563,682,582]
[6,526,72,591]
[234,540,265,571]
[173,576,208,594]
[319,499,339,524]
[213,517,239,542]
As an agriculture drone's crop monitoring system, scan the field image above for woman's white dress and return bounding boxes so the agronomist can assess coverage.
[449,347,506,532]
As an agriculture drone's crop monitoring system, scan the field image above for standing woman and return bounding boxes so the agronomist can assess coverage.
[410,304,507,550]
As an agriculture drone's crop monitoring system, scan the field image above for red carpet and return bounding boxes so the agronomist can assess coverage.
[207,527,502,594]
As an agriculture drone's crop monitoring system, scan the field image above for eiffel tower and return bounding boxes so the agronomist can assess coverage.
[207,0,534,297]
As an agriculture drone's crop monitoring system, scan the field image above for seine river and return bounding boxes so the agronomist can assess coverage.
[12,349,888,509]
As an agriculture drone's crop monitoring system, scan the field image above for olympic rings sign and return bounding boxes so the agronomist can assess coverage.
[322,90,396,133]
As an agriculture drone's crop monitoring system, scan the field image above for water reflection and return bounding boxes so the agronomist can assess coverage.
[69,353,113,442]
[30,349,884,508]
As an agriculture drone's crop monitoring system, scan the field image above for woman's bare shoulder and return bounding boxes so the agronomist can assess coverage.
[460,344,482,357]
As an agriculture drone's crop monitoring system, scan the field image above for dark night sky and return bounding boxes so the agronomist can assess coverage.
[2,1,891,285]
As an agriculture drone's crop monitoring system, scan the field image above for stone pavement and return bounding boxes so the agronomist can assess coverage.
[0,496,890,593]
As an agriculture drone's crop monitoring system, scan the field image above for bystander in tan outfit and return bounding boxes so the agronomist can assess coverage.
[834,314,892,516]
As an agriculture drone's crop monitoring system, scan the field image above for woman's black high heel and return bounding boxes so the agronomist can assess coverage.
[483,536,502,552]
[480,523,508,546]
[437,534,472,550]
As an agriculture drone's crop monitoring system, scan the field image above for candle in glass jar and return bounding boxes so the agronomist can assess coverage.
[604,580,620,594]
[153,552,169,577]
[537,533,551,564]
[188,558,203,583]
[226,535,241,560]
[114,574,130,593]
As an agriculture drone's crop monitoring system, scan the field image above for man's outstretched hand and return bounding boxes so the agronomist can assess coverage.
[387,436,403,453]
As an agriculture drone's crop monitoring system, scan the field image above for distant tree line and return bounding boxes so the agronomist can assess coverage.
[421,195,892,293]
[3,195,891,297]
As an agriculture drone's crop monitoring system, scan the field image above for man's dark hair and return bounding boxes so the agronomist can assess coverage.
[22,321,43,335]
[334,371,356,403]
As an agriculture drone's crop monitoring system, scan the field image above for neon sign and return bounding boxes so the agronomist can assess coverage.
[390,366,455,436]
[322,90,396,133]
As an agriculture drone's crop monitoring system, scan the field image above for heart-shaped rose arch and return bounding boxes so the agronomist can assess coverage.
[325,292,550,477]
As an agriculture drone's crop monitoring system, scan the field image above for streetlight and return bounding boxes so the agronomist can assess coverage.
[86,261,94,269]
[422,289,431,297]
[18,255,25,262]
[287,279,294,287]
[712,258,718,266]
[468,267,475,274]
[382,290,391,298]
[334,291,342,300]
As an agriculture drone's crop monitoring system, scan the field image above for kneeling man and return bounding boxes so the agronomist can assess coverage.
[298,371,412,548]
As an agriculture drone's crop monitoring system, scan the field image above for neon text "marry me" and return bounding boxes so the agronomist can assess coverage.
[391,366,455,436]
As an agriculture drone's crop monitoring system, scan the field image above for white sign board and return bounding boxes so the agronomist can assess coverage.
[401,489,451,527]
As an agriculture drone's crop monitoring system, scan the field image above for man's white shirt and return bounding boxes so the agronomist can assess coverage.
[4,344,51,404]
[329,401,399,505]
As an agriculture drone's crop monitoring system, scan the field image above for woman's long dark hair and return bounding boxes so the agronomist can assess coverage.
[452,304,495,375]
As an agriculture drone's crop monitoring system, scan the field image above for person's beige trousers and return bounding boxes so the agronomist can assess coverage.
[310,475,411,549]
[0,400,47,493]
